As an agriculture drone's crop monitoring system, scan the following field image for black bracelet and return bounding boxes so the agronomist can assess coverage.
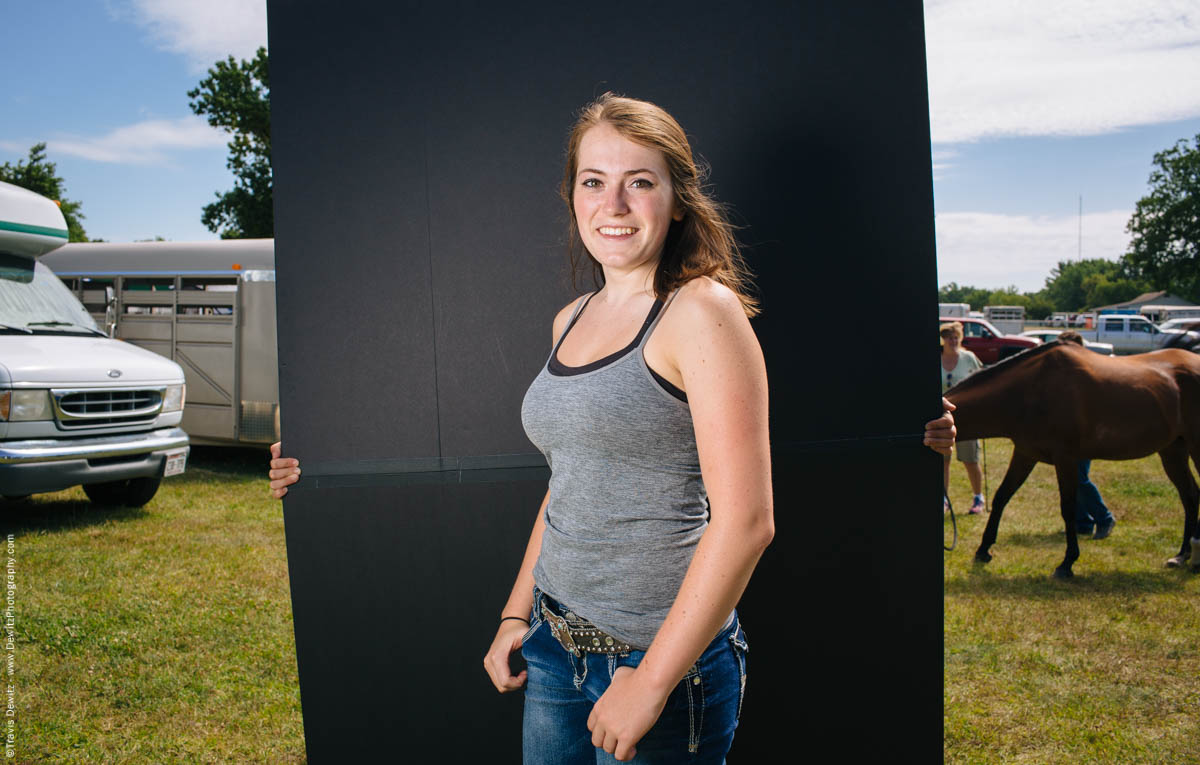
[500,615,530,625]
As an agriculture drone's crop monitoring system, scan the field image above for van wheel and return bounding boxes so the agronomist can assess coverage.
[83,477,161,507]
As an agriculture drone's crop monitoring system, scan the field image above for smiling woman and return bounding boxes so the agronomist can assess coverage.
[571,123,684,276]
[273,92,774,762]
[559,94,758,319]
[483,93,773,764]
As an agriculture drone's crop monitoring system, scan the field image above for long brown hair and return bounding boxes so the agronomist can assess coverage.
[560,93,759,317]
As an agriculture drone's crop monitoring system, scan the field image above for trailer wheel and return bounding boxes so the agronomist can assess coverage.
[83,477,162,507]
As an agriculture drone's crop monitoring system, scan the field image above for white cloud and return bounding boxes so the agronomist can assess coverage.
[935,210,1132,291]
[47,117,226,165]
[931,149,958,179]
[925,0,1200,143]
[117,0,267,73]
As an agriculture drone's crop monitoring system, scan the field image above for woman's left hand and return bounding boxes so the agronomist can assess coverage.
[587,666,669,761]
[923,397,956,456]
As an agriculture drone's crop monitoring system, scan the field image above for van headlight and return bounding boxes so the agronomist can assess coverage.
[0,390,53,421]
[162,384,186,413]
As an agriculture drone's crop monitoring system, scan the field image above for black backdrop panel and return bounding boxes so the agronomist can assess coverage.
[270,1,941,761]
[282,482,539,752]
[270,8,440,463]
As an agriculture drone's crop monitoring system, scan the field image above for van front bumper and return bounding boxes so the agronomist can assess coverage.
[0,427,190,496]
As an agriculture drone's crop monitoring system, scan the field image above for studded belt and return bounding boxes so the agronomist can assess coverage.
[540,601,633,656]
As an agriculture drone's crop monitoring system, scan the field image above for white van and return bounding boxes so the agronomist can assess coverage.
[0,181,189,505]
[42,239,278,447]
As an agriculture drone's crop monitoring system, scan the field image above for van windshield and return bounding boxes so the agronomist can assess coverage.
[0,253,101,335]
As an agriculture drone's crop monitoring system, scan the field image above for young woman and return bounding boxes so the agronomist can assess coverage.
[482,94,770,763]
[270,94,958,763]
[940,321,985,513]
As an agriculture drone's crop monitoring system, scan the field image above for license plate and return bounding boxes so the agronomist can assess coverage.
[164,450,187,477]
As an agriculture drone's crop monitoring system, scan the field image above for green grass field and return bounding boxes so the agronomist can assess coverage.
[945,438,1200,763]
[5,442,1200,762]
[2,448,304,763]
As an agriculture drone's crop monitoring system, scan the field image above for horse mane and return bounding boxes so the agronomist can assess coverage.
[945,339,1069,397]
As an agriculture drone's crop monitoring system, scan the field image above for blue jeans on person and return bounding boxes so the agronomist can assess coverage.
[1076,460,1114,533]
[521,588,748,764]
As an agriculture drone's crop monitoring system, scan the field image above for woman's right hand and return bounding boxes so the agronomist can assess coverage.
[483,619,530,693]
[268,442,300,499]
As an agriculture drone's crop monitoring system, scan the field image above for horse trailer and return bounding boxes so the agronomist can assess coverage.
[42,240,278,447]
[982,305,1025,336]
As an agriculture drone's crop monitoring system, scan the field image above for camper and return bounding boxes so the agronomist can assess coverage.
[0,181,188,505]
[938,302,970,318]
[42,239,278,447]
[1139,304,1200,324]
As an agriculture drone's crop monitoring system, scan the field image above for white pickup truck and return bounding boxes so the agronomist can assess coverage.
[0,181,189,505]
[1078,314,1200,355]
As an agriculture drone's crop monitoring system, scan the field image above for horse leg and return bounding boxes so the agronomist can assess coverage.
[975,450,1037,564]
[1162,439,1200,569]
[1189,440,1200,571]
[1053,461,1081,579]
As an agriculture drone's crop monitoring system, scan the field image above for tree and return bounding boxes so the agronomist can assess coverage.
[937,282,992,311]
[0,143,89,241]
[188,47,272,239]
[1123,134,1200,303]
[1023,294,1055,321]
[1080,273,1147,309]
[1040,258,1150,311]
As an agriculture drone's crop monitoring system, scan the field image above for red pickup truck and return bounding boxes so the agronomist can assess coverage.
[939,316,1038,364]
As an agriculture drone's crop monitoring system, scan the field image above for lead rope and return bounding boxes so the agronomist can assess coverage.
[983,438,989,513]
[944,492,957,551]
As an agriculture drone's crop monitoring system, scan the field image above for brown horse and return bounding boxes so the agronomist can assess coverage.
[946,339,1200,578]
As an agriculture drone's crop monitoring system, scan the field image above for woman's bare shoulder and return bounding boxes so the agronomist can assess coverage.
[667,277,749,330]
[654,277,761,379]
[551,294,588,345]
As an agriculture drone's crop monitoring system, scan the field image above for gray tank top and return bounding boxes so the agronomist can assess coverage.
[522,290,732,649]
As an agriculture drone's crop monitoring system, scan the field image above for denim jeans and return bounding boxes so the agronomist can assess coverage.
[521,588,748,765]
[1076,460,1114,532]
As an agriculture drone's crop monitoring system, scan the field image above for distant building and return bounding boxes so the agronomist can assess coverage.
[1092,291,1197,313]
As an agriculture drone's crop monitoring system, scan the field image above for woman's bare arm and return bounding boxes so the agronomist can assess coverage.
[587,278,773,760]
[481,297,580,692]
[482,487,550,692]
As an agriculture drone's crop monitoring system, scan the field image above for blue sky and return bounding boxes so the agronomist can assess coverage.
[4,1,1199,293]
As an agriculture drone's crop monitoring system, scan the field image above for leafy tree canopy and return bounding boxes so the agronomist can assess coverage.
[1040,258,1150,312]
[1122,134,1200,302]
[0,143,89,242]
[937,282,993,311]
[188,46,272,239]
[938,269,1140,320]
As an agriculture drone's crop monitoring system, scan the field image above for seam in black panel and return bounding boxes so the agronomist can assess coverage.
[423,112,442,459]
